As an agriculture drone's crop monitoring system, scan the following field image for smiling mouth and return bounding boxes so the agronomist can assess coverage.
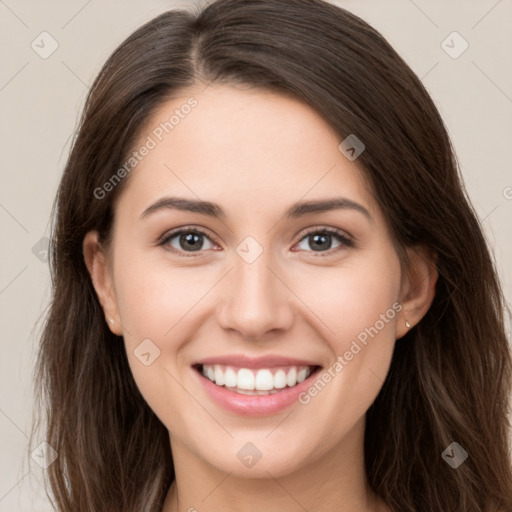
[192,363,322,395]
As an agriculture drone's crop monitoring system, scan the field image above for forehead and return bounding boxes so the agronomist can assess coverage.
[115,83,378,224]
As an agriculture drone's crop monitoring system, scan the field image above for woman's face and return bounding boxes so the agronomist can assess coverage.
[87,83,417,479]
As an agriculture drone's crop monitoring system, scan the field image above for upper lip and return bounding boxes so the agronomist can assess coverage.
[192,354,322,369]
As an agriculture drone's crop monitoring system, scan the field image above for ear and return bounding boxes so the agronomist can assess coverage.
[396,245,438,340]
[83,230,123,336]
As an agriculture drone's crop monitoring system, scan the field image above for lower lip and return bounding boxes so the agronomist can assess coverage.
[193,366,322,417]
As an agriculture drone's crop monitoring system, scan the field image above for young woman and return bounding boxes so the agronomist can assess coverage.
[31,0,512,510]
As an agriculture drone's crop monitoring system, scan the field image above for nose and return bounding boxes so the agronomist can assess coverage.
[216,251,295,340]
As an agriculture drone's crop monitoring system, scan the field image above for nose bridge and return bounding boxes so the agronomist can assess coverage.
[216,240,294,337]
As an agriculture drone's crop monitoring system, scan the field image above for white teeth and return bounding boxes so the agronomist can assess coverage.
[255,369,274,391]
[224,367,237,388]
[297,367,308,383]
[286,367,297,387]
[273,369,287,389]
[200,364,315,392]
[237,369,255,390]
[214,365,224,386]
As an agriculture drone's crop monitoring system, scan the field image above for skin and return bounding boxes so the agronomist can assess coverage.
[84,83,437,512]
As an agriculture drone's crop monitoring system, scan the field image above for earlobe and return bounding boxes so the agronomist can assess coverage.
[396,246,438,340]
[83,231,122,335]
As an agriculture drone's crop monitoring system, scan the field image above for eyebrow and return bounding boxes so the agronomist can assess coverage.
[140,196,373,223]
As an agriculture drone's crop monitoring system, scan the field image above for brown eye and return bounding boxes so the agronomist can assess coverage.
[294,228,354,255]
[159,228,216,255]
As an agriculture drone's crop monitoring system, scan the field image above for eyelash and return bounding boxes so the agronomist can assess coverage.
[157,225,355,258]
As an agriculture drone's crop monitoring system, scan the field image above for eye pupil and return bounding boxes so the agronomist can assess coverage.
[310,233,332,251]
[180,232,203,251]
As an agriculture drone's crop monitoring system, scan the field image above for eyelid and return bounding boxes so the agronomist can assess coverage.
[298,225,353,243]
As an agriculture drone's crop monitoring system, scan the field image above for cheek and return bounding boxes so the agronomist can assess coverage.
[114,252,210,340]
[292,252,401,416]
[291,250,401,350]
[111,254,202,411]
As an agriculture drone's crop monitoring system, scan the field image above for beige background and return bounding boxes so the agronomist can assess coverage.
[1,1,511,510]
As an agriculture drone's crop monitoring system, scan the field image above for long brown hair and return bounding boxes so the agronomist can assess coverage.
[31,0,512,510]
